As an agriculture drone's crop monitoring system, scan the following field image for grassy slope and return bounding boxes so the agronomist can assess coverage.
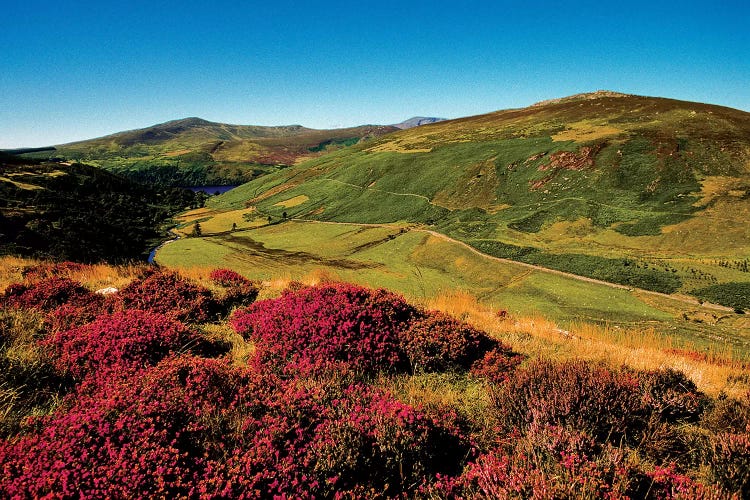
[25,118,399,186]
[155,219,750,356]
[209,93,750,298]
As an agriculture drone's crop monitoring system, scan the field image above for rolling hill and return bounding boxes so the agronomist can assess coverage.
[206,91,750,306]
[0,155,204,262]
[22,118,400,187]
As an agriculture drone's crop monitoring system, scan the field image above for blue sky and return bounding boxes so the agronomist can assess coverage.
[1,0,748,147]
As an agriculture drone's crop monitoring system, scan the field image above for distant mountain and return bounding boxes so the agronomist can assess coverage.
[21,119,399,188]
[393,117,446,129]
[212,91,750,299]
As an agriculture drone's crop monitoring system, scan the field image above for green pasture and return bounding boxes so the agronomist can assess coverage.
[155,219,750,355]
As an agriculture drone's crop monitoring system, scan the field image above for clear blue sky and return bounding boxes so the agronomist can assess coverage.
[1,0,748,148]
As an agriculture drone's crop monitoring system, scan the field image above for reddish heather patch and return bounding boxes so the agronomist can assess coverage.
[231,283,416,375]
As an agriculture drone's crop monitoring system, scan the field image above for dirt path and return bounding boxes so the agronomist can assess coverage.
[284,218,734,313]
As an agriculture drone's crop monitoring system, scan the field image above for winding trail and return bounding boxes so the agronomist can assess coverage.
[282,218,734,313]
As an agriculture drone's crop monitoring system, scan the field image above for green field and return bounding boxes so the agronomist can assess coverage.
[155,219,750,355]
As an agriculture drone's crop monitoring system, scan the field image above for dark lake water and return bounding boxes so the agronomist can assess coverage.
[183,185,239,195]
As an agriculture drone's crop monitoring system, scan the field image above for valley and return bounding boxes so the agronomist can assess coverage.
[153,92,750,358]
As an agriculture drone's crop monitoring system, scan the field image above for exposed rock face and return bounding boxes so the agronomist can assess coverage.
[393,117,446,129]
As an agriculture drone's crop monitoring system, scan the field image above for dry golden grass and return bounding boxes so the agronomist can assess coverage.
[0,256,144,293]
[273,195,309,208]
[424,289,750,398]
[551,120,624,142]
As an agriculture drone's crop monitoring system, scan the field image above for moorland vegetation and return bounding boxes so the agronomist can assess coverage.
[0,259,748,498]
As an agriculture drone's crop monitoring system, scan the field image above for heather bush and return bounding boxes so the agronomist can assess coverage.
[400,310,502,373]
[206,379,470,498]
[708,429,750,497]
[46,310,202,382]
[2,277,101,312]
[640,368,709,424]
[702,393,750,434]
[117,269,218,322]
[492,359,645,444]
[306,383,469,496]
[209,268,259,314]
[0,355,255,498]
[470,347,524,384]
[428,428,714,499]
[231,283,416,375]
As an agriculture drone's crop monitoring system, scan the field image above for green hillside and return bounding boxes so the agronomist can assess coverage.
[23,118,398,187]
[209,91,750,304]
[0,156,204,262]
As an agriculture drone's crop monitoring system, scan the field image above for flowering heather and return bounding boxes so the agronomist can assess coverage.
[1,269,748,498]
[200,379,470,498]
[116,269,217,322]
[0,355,469,498]
[209,268,259,313]
[2,277,98,312]
[231,283,416,375]
[469,347,524,384]
[46,310,201,381]
[400,310,500,373]
[709,429,750,496]
[0,355,254,498]
[429,443,716,499]
[493,359,645,444]
[209,268,251,287]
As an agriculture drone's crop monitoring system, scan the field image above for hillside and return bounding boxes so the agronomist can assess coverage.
[22,118,399,187]
[207,91,750,306]
[0,157,204,262]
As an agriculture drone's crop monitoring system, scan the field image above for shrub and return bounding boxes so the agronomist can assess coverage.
[0,351,471,499]
[206,379,470,498]
[470,347,524,384]
[492,359,645,444]
[2,277,99,312]
[117,269,217,323]
[400,310,500,373]
[708,430,750,497]
[231,283,416,375]
[0,355,254,499]
[209,268,259,314]
[46,310,201,381]
[692,282,750,311]
[639,368,709,424]
[702,394,750,434]
[428,431,713,499]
